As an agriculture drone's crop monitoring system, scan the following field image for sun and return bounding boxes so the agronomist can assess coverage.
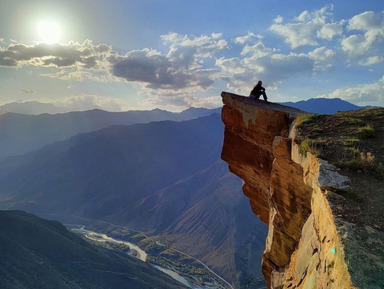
[37,20,62,43]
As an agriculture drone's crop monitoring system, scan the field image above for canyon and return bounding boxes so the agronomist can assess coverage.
[220,92,384,289]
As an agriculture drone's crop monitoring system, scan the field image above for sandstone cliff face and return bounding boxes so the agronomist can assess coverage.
[220,92,357,289]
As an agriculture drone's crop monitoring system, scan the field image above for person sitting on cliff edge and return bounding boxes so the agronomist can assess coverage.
[249,80,268,101]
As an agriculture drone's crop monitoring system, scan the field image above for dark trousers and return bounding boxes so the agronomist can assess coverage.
[250,92,267,101]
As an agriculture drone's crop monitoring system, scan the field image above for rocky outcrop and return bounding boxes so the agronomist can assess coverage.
[220,92,358,289]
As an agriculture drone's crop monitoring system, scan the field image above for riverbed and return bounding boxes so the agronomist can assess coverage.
[71,227,202,288]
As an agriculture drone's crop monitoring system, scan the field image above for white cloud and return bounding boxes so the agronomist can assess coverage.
[216,46,315,95]
[317,22,344,40]
[19,88,35,95]
[341,34,365,56]
[110,32,227,92]
[342,11,384,65]
[0,40,114,68]
[257,53,314,82]
[308,46,336,71]
[0,34,226,104]
[295,10,311,22]
[273,15,283,24]
[234,32,262,45]
[1,6,383,110]
[241,41,277,57]
[216,57,247,75]
[141,87,202,108]
[320,76,384,106]
[269,5,343,49]
[161,32,228,59]
[348,11,384,39]
[269,22,318,48]
[55,95,126,112]
[360,56,384,66]
[42,69,111,82]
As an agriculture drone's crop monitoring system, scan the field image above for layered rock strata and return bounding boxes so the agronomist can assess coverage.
[220,92,356,289]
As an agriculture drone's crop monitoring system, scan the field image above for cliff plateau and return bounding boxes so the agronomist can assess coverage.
[220,92,384,289]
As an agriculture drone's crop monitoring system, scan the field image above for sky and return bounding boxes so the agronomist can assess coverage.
[0,0,383,112]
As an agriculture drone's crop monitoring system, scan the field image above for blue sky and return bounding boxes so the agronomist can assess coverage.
[0,0,383,111]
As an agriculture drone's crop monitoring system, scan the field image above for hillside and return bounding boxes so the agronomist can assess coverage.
[0,107,219,159]
[295,108,384,288]
[0,210,187,289]
[220,92,384,289]
[0,114,267,288]
[295,108,384,230]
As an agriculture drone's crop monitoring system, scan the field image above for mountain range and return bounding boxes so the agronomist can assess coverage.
[0,107,220,159]
[280,97,368,114]
[0,97,370,289]
[0,101,68,115]
[0,97,368,117]
[0,113,266,288]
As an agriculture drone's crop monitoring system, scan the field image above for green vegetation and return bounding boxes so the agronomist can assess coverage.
[299,139,320,157]
[357,125,376,139]
[295,107,384,229]
[295,113,322,126]
[76,227,231,289]
[131,233,147,241]
[296,109,384,179]
[338,189,363,202]
[138,237,228,287]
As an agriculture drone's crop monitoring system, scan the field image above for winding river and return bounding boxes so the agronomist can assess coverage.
[71,227,199,288]
[80,229,148,262]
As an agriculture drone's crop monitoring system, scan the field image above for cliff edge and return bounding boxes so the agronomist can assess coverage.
[220,92,384,289]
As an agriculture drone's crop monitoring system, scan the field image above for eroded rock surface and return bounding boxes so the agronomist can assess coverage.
[220,92,371,289]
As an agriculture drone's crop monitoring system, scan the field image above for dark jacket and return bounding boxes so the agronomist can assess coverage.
[250,84,265,97]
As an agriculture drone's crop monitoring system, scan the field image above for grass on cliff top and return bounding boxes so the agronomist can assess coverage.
[295,107,384,229]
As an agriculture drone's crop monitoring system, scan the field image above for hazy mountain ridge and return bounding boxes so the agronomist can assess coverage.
[0,115,224,212]
[0,97,366,117]
[0,107,220,159]
[0,101,67,115]
[0,98,365,159]
[0,210,188,289]
[280,97,369,114]
[0,114,267,288]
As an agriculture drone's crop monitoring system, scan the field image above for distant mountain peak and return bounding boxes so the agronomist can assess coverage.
[0,101,66,115]
[280,97,364,114]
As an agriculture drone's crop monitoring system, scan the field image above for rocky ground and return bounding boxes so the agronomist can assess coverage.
[295,108,384,230]
[295,107,384,289]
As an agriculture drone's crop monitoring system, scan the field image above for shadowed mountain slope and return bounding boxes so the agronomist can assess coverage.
[0,210,187,289]
[0,114,267,288]
[0,107,220,159]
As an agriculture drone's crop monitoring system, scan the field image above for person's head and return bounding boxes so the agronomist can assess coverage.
[257,80,262,85]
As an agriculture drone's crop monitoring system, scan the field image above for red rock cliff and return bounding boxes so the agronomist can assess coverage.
[221,92,357,289]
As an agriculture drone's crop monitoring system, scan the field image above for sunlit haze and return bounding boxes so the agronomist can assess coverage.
[37,20,62,43]
[0,0,383,112]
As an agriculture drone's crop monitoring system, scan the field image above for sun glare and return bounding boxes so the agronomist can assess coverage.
[37,20,62,43]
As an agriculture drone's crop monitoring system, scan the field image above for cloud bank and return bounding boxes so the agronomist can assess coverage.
[1,5,383,108]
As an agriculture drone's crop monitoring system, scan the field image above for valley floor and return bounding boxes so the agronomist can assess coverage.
[68,224,234,289]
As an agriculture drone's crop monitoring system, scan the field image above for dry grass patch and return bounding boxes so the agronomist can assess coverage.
[295,107,384,229]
